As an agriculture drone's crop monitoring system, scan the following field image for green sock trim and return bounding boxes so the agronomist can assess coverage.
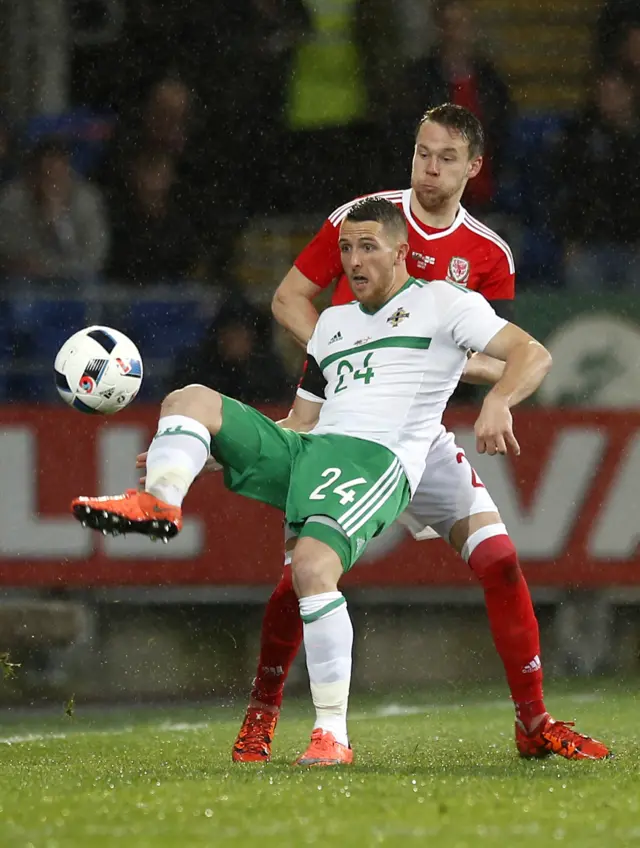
[300,596,346,624]
[154,427,210,453]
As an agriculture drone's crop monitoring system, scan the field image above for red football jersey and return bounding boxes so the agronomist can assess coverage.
[295,188,515,306]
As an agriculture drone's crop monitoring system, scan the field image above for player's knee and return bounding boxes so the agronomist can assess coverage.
[291,539,341,598]
[480,556,521,587]
[291,560,336,597]
[160,385,223,430]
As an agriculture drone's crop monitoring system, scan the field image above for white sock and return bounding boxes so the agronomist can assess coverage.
[145,415,210,507]
[299,592,352,747]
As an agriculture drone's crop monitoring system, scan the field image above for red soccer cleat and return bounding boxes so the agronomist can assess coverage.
[71,489,182,542]
[516,714,612,760]
[294,729,353,767]
[232,707,279,763]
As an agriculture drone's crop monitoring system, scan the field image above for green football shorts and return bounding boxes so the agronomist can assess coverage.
[211,396,410,570]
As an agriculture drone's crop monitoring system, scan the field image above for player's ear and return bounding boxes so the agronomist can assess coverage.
[467,155,483,180]
[396,241,410,264]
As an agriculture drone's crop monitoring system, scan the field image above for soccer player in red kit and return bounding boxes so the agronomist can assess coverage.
[232,104,610,763]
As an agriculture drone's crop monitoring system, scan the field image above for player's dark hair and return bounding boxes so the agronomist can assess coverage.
[415,103,485,158]
[344,197,408,241]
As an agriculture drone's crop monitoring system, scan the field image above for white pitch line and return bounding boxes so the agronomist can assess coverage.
[0,727,136,745]
[351,691,604,721]
[350,698,511,721]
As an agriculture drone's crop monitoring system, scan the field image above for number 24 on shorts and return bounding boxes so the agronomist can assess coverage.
[309,468,367,505]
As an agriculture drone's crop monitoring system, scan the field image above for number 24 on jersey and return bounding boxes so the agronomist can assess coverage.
[335,353,375,393]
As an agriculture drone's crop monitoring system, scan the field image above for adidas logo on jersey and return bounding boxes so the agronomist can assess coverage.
[329,331,343,344]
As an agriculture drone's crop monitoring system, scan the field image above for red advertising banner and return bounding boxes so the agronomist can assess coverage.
[0,405,638,587]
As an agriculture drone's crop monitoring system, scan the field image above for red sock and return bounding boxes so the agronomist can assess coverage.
[467,532,545,726]
[250,565,303,709]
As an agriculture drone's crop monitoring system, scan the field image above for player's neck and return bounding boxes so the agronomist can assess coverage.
[382,270,411,306]
[410,192,462,230]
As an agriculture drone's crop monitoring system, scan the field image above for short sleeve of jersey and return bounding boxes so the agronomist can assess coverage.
[294,217,344,289]
[477,249,515,302]
[438,282,508,352]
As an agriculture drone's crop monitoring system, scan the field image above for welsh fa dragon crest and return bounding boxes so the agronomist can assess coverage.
[446,256,470,285]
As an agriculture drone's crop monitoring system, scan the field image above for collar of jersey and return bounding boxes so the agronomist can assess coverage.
[358,276,419,315]
[402,188,466,240]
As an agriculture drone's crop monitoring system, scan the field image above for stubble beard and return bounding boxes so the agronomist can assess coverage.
[414,185,459,216]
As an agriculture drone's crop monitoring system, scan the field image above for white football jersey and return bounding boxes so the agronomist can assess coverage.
[297,277,507,492]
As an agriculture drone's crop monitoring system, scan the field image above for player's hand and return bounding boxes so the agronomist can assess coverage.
[474,395,520,457]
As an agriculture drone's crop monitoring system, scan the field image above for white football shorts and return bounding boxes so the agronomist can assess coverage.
[397,427,499,542]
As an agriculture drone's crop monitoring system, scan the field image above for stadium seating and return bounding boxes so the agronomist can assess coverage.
[124,299,208,358]
[0,284,215,402]
[508,113,568,284]
[23,108,115,176]
[10,296,89,361]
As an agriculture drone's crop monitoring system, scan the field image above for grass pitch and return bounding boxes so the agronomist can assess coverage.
[0,682,637,847]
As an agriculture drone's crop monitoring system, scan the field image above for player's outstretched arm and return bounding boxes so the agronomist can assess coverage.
[272,266,323,347]
[460,351,505,385]
[277,394,322,433]
[474,324,552,456]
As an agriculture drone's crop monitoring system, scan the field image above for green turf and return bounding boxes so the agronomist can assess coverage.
[0,683,637,847]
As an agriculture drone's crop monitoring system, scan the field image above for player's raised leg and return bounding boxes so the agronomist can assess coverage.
[71,385,300,543]
[71,385,222,539]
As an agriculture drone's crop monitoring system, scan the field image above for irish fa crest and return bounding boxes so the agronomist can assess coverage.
[446,256,470,285]
[387,307,410,327]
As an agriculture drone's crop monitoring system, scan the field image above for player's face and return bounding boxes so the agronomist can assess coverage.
[338,220,408,308]
[411,121,482,212]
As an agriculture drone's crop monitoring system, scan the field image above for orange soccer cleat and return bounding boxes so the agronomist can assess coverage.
[516,714,612,761]
[232,707,279,763]
[71,489,182,542]
[294,729,354,767]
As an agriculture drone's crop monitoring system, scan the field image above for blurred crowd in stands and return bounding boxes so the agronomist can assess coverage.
[1,0,640,402]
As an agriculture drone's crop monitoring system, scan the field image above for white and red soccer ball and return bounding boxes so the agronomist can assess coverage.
[54,326,143,414]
